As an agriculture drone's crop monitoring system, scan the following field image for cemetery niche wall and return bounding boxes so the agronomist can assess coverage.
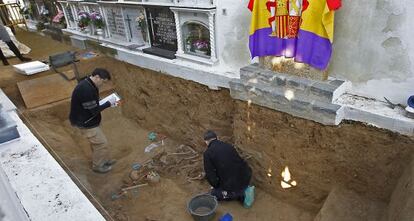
[58,0,226,67]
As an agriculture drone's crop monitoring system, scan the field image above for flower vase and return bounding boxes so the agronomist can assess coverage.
[194,49,207,55]
[80,27,90,34]
[141,29,148,43]
[96,28,104,36]
[186,44,191,51]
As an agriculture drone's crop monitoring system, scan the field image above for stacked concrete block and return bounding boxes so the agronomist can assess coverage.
[70,35,87,50]
[230,64,350,125]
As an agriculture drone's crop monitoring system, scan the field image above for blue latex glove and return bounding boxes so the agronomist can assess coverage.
[148,132,157,141]
[243,185,255,208]
[219,213,233,221]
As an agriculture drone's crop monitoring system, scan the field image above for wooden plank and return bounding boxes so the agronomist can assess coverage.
[17,74,77,109]
[17,74,115,109]
[61,69,75,80]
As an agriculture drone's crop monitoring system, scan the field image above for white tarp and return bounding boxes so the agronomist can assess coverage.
[13,61,49,75]
[0,26,30,58]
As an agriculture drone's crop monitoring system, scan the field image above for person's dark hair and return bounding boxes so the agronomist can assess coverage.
[91,68,111,80]
[203,130,217,141]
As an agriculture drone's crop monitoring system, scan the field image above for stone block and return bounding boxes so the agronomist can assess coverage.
[229,81,248,100]
[233,65,348,126]
[312,101,341,116]
[269,90,289,106]
[287,77,313,91]
[290,99,311,112]
[271,75,287,87]
[240,64,261,81]
[329,79,346,87]
[70,35,87,50]
[310,82,337,102]
[248,86,263,97]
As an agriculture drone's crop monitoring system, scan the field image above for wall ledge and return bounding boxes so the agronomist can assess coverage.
[336,94,414,136]
[0,89,105,221]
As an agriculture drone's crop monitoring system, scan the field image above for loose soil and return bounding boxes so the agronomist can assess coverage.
[23,102,314,221]
[1,30,314,220]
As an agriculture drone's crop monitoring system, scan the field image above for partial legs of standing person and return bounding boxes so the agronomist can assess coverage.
[0,47,9,65]
[81,126,116,173]
[0,41,31,65]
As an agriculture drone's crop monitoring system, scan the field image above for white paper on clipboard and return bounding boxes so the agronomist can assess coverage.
[99,92,121,106]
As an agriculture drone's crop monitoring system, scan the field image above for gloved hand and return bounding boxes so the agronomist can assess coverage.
[108,96,118,107]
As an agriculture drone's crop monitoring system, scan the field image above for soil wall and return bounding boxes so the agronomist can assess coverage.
[75,55,414,212]
[233,101,414,211]
[76,56,235,150]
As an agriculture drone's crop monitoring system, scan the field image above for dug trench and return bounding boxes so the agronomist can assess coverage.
[4,31,414,220]
[21,55,414,220]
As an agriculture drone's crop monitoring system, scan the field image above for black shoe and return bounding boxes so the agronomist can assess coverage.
[104,159,117,166]
[238,195,245,204]
[20,57,32,62]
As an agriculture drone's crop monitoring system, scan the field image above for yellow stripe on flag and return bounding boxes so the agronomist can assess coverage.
[249,0,271,35]
[300,0,335,42]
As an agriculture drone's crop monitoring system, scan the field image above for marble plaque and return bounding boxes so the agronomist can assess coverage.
[88,5,100,13]
[146,6,177,51]
[123,7,146,44]
[104,6,127,41]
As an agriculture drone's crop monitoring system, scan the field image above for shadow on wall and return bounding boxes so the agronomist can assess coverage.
[330,0,414,103]
[352,77,414,105]
[220,2,252,71]
[233,101,414,212]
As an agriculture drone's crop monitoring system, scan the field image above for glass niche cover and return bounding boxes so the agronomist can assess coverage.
[183,22,210,58]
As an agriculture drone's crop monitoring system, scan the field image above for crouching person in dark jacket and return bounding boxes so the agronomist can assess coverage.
[203,130,254,206]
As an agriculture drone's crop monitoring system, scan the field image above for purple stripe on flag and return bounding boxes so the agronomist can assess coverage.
[249,27,297,58]
[295,30,332,70]
[249,28,332,70]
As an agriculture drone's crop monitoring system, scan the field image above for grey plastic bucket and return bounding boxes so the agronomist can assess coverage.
[187,194,218,221]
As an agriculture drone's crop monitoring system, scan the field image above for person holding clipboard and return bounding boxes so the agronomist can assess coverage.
[69,68,119,173]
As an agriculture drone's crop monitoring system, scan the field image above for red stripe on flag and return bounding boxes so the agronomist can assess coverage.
[248,0,255,11]
[266,1,276,11]
[327,0,342,11]
[302,0,309,12]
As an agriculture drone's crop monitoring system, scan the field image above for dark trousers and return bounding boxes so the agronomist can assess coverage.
[0,41,23,64]
[211,187,246,202]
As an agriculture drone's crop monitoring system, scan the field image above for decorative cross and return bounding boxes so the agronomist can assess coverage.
[125,14,133,41]
[148,12,155,38]
[67,6,73,21]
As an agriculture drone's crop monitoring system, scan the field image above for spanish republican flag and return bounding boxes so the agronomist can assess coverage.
[248,0,341,70]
